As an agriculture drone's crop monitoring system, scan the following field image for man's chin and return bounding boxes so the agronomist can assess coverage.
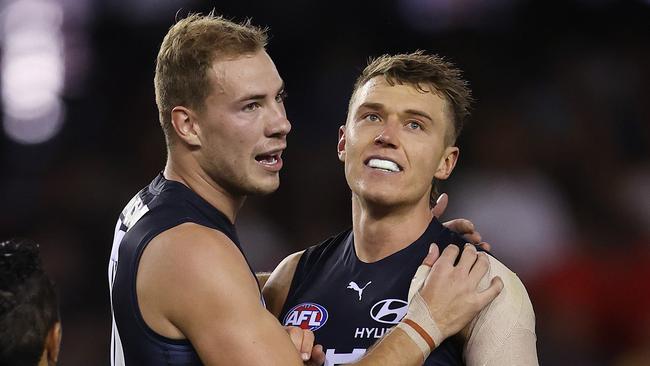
[356,189,405,208]
[246,177,280,196]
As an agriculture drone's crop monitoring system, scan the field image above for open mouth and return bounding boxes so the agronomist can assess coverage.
[255,153,281,166]
[365,158,402,173]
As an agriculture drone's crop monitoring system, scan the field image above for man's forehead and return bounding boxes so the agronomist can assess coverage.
[351,76,444,111]
[209,51,282,96]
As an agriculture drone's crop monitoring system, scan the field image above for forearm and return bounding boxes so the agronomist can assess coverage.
[347,326,424,366]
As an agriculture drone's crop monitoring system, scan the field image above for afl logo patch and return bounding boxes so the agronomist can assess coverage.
[283,303,329,331]
[370,299,408,324]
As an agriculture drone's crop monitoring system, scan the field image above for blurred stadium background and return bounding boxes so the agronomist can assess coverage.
[1,0,649,364]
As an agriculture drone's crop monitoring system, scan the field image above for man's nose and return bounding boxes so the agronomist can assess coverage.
[267,108,291,138]
[374,119,399,148]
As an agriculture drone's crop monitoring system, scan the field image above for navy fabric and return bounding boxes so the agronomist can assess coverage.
[281,218,479,365]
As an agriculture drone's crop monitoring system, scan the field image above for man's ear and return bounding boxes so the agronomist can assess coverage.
[337,125,346,162]
[46,321,62,365]
[336,125,345,162]
[170,106,201,147]
[434,146,459,180]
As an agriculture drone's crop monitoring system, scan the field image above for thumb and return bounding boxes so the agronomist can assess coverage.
[431,193,448,218]
[408,244,439,302]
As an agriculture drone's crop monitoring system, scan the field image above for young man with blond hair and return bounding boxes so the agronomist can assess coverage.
[108,14,502,366]
[264,52,538,365]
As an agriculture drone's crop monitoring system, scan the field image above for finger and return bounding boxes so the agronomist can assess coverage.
[476,241,491,252]
[408,264,431,302]
[462,229,482,244]
[431,193,448,218]
[442,219,482,244]
[433,243,460,269]
[305,344,326,366]
[477,276,504,306]
[300,330,315,360]
[421,243,440,267]
[456,243,478,273]
[468,252,490,284]
[442,218,473,235]
[285,326,304,352]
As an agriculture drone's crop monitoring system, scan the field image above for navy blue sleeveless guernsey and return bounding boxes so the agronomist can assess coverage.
[281,218,474,366]
[108,174,257,366]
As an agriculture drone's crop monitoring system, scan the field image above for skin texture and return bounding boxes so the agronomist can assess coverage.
[164,50,291,222]
[339,77,460,262]
[341,78,458,211]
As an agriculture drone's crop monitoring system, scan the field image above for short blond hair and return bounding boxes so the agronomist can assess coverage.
[154,12,267,144]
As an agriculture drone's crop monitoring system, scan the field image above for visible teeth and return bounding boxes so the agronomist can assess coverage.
[259,155,277,165]
[367,158,400,172]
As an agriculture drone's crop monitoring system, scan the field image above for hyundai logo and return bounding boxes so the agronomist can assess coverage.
[370,299,408,324]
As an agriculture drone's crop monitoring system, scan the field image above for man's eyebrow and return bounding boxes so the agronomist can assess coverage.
[357,102,386,112]
[357,103,433,122]
[403,109,433,122]
[236,82,285,103]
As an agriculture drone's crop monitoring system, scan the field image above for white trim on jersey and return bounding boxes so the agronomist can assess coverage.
[109,218,127,366]
[108,193,150,366]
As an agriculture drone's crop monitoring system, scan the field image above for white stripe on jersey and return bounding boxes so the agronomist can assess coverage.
[108,193,150,366]
[324,348,366,366]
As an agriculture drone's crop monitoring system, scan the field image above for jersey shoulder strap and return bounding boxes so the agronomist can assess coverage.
[284,228,351,303]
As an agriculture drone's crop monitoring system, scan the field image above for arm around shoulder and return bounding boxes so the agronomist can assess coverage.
[462,255,539,366]
[263,250,304,318]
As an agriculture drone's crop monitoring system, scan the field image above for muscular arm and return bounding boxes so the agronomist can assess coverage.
[460,255,538,366]
[137,223,305,365]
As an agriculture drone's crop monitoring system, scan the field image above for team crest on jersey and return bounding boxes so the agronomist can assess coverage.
[283,303,329,331]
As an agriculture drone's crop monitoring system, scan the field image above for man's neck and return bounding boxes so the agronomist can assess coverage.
[351,195,433,263]
[163,152,245,224]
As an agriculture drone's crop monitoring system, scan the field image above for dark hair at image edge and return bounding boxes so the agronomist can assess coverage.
[0,238,59,365]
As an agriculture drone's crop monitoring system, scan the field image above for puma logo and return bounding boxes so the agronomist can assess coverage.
[347,281,372,301]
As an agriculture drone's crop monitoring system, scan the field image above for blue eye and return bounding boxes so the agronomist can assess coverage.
[407,121,422,130]
[366,114,380,122]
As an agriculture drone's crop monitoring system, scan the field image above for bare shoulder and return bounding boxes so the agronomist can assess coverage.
[137,222,260,338]
[138,223,307,364]
[140,222,257,291]
[462,254,539,365]
[262,250,305,317]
